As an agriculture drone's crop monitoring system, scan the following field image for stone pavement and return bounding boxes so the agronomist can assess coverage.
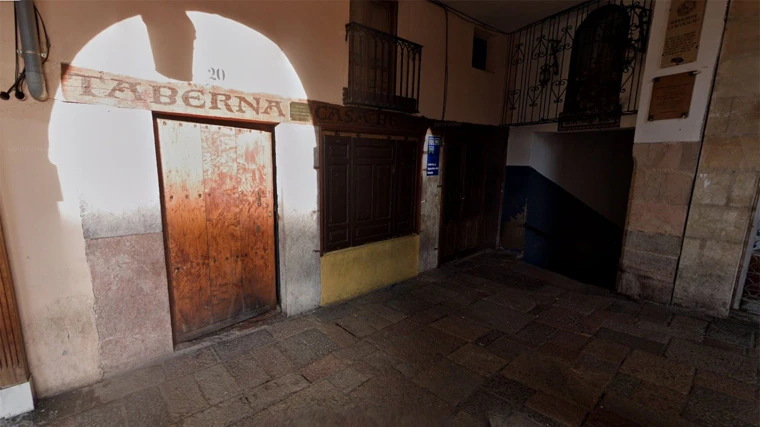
[4,252,760,426]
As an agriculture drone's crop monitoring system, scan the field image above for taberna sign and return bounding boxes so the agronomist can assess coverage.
[426,135,440,176]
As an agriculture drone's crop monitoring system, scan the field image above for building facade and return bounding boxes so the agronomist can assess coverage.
[0,0,757,410]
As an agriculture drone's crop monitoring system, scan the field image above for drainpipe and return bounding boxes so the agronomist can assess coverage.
[15,0,47,101]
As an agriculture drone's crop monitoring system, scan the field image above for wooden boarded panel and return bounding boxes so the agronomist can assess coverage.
[201,124,243,324]
[0,214,28,388]
[237,129,276,312]
[157,119,212,340]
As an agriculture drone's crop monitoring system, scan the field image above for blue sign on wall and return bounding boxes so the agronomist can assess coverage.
[426,135,441,176]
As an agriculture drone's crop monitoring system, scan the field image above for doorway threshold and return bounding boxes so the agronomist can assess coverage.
[174,307,284,353]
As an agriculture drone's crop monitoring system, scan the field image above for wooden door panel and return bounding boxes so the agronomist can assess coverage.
[157,119,212,338]
[237,128,276,312]
[201,124,243,323]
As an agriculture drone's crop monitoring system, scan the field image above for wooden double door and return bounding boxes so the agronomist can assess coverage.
[156,117,276,343]
[439,126,507,264]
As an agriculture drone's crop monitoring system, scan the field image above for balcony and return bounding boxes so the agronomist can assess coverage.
[344,22,422,114]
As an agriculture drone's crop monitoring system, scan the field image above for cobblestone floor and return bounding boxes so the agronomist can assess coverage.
[5,252,760,426]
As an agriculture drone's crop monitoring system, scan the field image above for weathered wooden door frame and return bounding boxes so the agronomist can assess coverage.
[152,112,280,344]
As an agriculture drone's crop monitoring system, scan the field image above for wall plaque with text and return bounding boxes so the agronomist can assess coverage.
[648,71,697,121]
[661,0,706,68]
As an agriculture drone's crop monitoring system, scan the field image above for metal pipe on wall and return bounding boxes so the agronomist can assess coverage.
[16,0,47,101]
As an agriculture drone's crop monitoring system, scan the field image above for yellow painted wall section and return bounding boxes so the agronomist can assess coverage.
[321,235,420,305]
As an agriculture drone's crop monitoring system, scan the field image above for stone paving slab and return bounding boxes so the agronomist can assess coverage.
[5,252,759,427]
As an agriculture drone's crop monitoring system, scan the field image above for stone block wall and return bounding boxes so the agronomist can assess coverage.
[618,141,701,303]
[672,0,760,315]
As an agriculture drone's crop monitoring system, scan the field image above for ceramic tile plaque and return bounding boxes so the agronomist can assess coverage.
[648,71,697,121]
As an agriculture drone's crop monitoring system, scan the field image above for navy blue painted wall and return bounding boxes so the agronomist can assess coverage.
[501,166,624,289]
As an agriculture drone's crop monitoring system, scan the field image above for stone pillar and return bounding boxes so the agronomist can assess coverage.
[672,0,760,315]
[618,141,700,303]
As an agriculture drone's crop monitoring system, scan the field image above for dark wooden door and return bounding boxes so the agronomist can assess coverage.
[439,127,507,264]
[157,118,276,343]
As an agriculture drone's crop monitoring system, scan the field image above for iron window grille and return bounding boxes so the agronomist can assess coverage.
[502,0,652,127]
[344,22,423,114]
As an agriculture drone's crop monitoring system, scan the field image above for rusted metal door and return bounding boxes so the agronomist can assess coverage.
[157,118,276,343]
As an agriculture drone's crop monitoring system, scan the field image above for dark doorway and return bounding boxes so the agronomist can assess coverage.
[439,125,507,264]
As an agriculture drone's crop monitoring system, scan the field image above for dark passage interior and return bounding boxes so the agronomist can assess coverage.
[501,129,635,288]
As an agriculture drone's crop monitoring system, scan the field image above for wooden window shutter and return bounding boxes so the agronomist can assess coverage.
[393,140,418,236]
[323,135,351,251]
[352,137,394,246]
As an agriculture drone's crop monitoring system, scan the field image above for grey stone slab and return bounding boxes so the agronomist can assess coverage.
[582,338,631,365]
[300,354,346,382]
[163,347,220,379]
[410,284,460,304]
[665,338,758,383]
[449,344,508,377]
[606,300,643,316]
[311,303,359,323]
[606,374,641,398]
[315,323,359,348]
[383,293,435,315]
[411,325,467,356]
[525,391,587,427]
[249,345,295,378]
[92,364,167,403]
[160,374,209,420]
[637,303,673,324]
[458,389,519,424]
[546,330,590,352]
[502,352,603,409]
[328,366,372,393]
[481,374,536,406]
[694,369,759,402]
[706,318,758,348]
[604,320,671,344]
[266,380,356,420]
[552,292,614,315]
[336,309,391,337]
[596,328,667,355]
[485,288,537,313]
[298,328,340,356]
[412,359,485,406]
[600,393,692,427]
[620,350,695,393]
[682,386,759,427]
[516,322,556,347]
[430,314,491,342]
[572,354,619,390]
[536,306,606,336]
[180,396,253,427]
[194,364,243,405]
[474,330,505,348]
[459,300,535,335]
[122,386,171,427]
[583,408,642,427]
[246,373,310,414]
[332,340,378,363]
[486,336,532,362]
[86,233,173,373]
[223,352,271,392]
[441,290,486,309]
[631,381,689,416]
[350,374,450,418]
[267,316,317,340]
[276,335,321,367]
[213,330,275,361]
[16,386,102,425]
[54,402,126,427]
[362,303,408,323]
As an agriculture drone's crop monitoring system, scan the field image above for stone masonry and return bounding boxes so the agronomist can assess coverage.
[673,0,760,315]
[4,252,758,426]
[618,141,701,303]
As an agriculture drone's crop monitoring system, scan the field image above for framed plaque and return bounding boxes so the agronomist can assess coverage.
[661,0,706,68]
[648,71,697,121]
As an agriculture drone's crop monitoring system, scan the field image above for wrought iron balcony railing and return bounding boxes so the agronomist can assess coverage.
[344,22,422,114]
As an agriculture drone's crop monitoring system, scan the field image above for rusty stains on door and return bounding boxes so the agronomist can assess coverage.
[156,117,276,343]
